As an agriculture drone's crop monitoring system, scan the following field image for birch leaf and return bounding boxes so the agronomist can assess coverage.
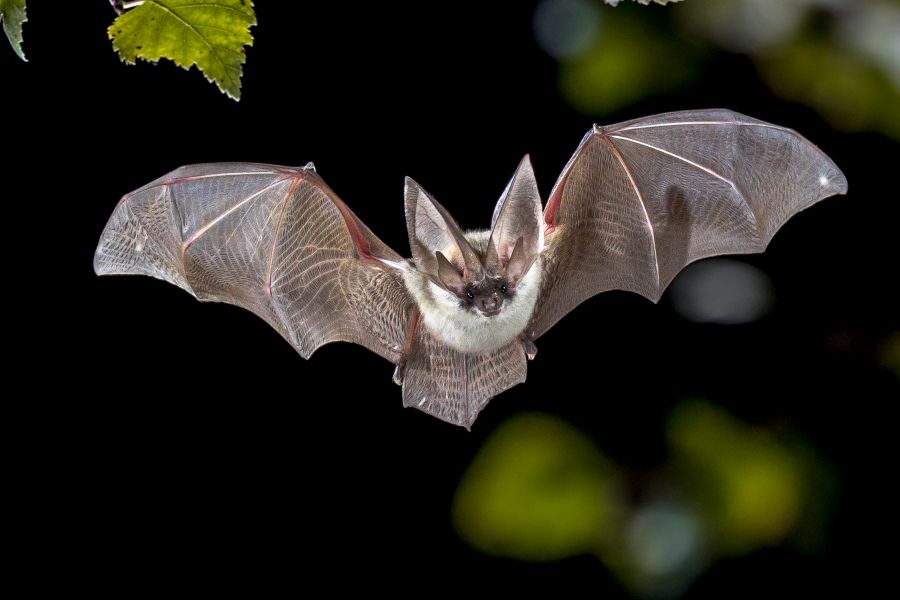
[109,0,256,100]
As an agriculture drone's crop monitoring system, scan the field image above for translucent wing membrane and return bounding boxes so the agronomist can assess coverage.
[95,163,411,362]
[402,335,527,429]
[532,109,847,338]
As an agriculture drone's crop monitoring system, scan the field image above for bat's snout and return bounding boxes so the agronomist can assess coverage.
[478,293,502,317]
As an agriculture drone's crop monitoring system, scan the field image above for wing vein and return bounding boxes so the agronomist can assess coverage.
[159,171,275,184]
[182,178,287,251]
[265,178,299,299]
[114,171,276,213]
[608,134,762,240]
[610,134,740,191]
[601,135,660,293]
[615,120,792,133]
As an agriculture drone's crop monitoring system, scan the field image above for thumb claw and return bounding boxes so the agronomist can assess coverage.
[521,336,538,361]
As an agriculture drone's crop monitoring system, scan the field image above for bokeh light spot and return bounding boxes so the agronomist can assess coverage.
[669,259,774,325]
[626,501,703,577]
[534,0,601,59]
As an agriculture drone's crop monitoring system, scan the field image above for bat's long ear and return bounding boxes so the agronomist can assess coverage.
[486,155,543,283]
[404,177,483,278]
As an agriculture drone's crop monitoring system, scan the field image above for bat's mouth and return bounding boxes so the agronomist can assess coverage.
[479,307,502,318]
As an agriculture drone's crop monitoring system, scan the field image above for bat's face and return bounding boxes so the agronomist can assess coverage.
[459,273,509,317]
[467,277,505,317]
[431,232,537,320]
[428,253,511,318]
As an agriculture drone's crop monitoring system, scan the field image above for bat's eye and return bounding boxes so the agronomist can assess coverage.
[466,291,474,300]
[500,284,508,294]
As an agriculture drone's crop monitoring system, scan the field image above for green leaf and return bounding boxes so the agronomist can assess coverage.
[1,0,27,61]
[109,0,256,100]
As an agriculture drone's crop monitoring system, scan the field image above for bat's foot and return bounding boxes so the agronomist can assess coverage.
[521,334,538,361]
[393,362,406,386]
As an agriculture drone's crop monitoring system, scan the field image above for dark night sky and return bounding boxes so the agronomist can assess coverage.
[7,2,897,595]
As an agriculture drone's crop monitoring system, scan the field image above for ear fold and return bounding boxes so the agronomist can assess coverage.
[436,251,468,297]
[505,237,532,284]
[486,155,543,281]
[405,177,482,277]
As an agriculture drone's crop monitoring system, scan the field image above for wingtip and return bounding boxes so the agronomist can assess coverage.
[822,164,849,197]
[836,170,849,195]
[92,249,104,276]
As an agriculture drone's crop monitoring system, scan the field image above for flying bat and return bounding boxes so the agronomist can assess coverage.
[94,109,847,428]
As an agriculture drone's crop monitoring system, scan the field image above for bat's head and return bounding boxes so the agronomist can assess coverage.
[405,156,543,318]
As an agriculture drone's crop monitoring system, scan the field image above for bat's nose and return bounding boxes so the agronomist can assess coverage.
[480,293,501,314]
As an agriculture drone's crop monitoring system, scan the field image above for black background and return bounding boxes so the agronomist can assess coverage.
[7,2,898,595]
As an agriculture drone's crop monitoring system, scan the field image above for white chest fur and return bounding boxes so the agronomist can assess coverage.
[401,260,541,354]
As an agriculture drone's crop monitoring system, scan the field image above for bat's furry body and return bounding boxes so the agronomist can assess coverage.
[95,110,847,428]
[400,229,543,353]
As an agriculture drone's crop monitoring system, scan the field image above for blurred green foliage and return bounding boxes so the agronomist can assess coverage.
[668,401,804,553]
[538,0,900,139]
[453,413,620,560]
[760,35,900,140]
[454,401,836,598]
[559,12,700,114]
[879,331,900,378]
[604,0,685,5]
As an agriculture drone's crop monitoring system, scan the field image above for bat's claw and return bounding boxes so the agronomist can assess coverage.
[393,363,406,386]
[521,335,538,361]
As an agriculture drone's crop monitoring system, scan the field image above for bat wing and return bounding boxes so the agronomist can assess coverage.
[530,109,847,338]
[95,162,412,363]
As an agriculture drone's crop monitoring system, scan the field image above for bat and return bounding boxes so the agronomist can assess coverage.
[94,109,847,428]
